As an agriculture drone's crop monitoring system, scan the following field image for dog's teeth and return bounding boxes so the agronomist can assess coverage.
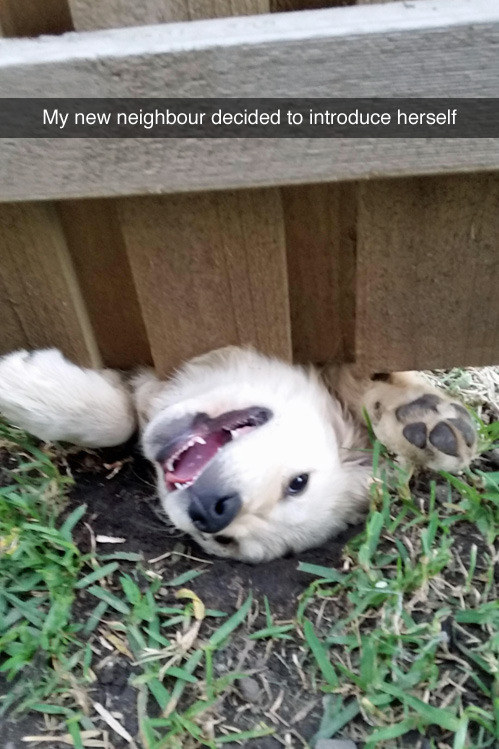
[194,436,206,445]
[174,482,183,489]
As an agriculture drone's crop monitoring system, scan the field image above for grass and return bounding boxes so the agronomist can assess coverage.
[0,423,83,714]
[0,422,273,748]
[298,423,498,748]
[0,407,498,747]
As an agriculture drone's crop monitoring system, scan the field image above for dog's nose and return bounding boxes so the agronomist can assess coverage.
[188,491,241,534]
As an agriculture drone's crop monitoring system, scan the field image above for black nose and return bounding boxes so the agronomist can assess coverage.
[187,491,242,534]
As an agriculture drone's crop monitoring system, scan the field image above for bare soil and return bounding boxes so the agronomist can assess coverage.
[0,443,359,748]
[1,440,497,749]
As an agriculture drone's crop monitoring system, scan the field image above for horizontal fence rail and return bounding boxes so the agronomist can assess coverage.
[0,0,498,202]
[0,0,497,375]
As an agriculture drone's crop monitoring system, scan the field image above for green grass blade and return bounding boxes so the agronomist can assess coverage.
[86,585,131,615]
[208,594,252,648]
[303,619,338,687]
[75,562,119,589]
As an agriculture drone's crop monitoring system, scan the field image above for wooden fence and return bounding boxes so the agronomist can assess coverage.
[0,0,498,377]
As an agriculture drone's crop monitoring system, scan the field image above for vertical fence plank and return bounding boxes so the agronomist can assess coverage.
[356,174,499,372]
[272,0,358,366]
[0,203,100,365]
[271,1,354,10]
[0,11,100,367]
[57,201,152,368]
[184,1,270,19]
[2,0,149,370]
[281,183,356,364]
[118,189,291,376]
[64,0,164,369]
[0,0,72,37]
[0,4,14,35]
[68,0,290,377]
[68,0,269,30]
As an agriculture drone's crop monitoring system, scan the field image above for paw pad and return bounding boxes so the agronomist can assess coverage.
[395,393,440,421]
[395,393,476,469]
[447,417,476,448]
[372,388,477,472]
[428,421,458,457]
[402,422,427,449]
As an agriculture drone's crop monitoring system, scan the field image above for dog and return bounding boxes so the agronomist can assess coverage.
[0,347,476,562]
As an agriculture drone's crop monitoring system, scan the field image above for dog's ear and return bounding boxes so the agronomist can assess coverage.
[131,369,168,427]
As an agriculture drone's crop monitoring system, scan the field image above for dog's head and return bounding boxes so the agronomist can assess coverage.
[138,348,369,562]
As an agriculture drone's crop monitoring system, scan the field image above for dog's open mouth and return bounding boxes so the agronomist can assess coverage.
[161,406,271,492]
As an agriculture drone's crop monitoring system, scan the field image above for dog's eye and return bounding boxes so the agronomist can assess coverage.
[286,473,310,496]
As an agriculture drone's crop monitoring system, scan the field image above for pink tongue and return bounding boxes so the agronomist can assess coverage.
[168,430,231,483]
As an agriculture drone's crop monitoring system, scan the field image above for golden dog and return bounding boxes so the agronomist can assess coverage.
[0,347,476,561]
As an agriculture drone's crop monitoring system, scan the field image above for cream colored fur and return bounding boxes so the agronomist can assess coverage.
[138,348,370,561]
[0,347,476,562]
[0,349,135,447]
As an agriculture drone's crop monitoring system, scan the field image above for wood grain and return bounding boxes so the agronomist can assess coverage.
[1,138,497,206]
[63,1,157,369]
[57,200,152,368]
[271,1,354,10]
[118,189,291,376]
[0,0,103,367]
[281,183,357,364]
[69,0,269,29]
[355,1,408,5]
[3,1,496,97]
[66,0,274,373]
[356,174,499,371]
[0,202,100,365]
[1,1,497,201]
[271,5,359,367]
[0,0,72,37]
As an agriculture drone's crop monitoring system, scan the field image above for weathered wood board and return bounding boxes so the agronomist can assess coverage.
[69,0,269,30]
[0,202,100,365]
[0,0,497,374]
[0,1,497,201]
[57,200,152,368]
[356,174,499,371]
[0,0,72,37]
[66,0,285,375]
[282,183,357,364]
[0,0,103,368]
[118,189,291,376]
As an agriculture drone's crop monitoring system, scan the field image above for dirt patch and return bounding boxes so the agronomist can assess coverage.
[0,443,358,748]
[1,434,497,748]
[68,445,359,616]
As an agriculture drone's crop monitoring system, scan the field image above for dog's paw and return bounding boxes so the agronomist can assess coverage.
[368,385,477,472]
